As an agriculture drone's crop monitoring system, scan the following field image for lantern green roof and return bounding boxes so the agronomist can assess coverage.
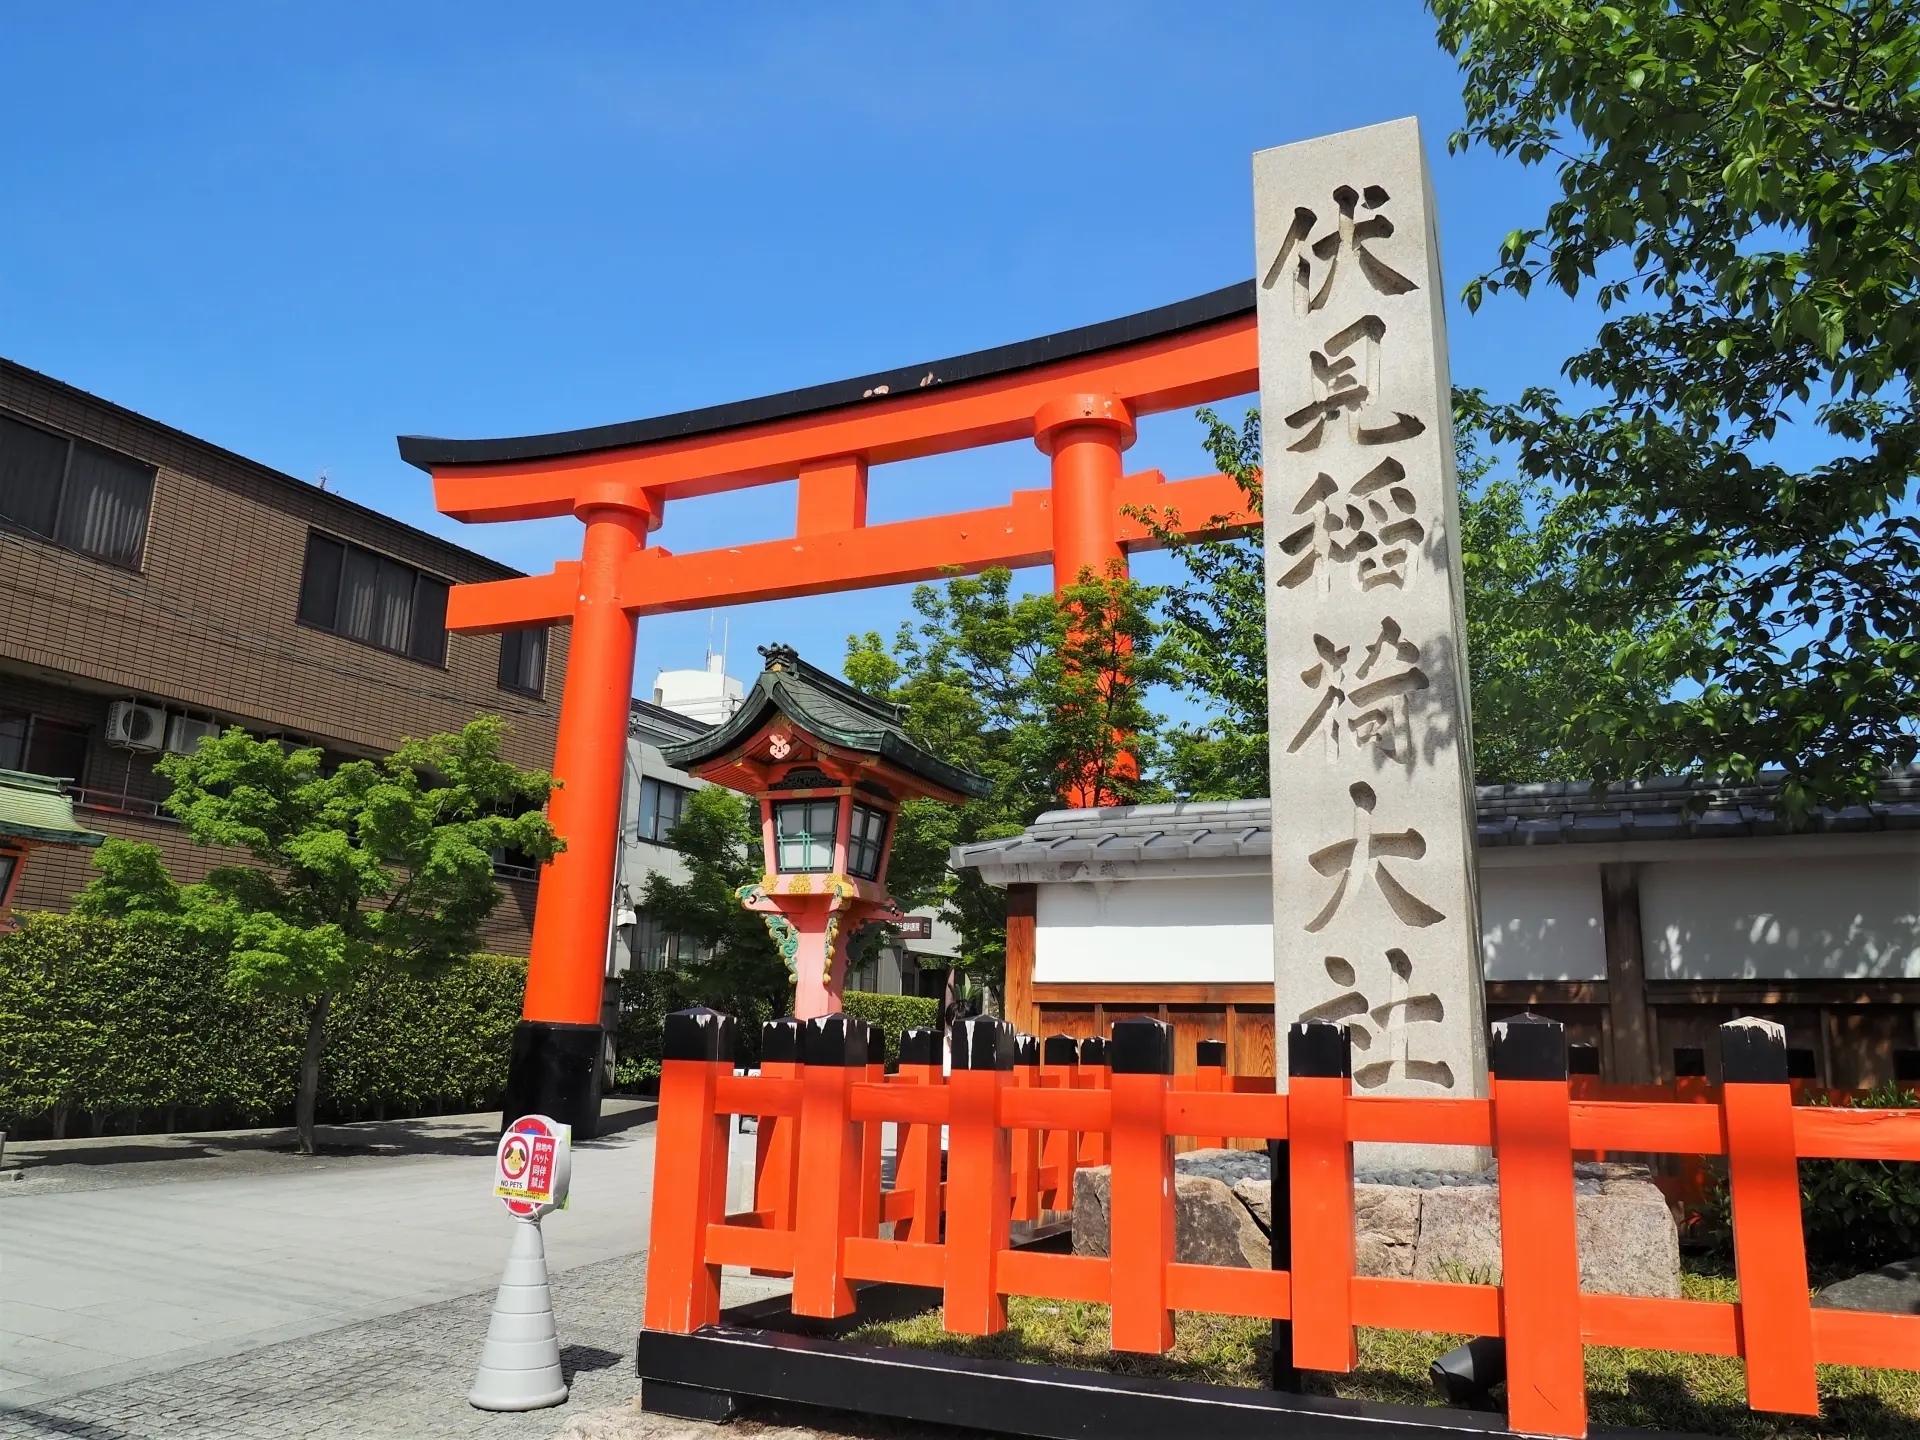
[660,645,992,800]
[0,770,107,848]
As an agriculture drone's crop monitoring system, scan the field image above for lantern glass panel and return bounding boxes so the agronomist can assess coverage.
[847,803,888,880]
[773,799,839,873]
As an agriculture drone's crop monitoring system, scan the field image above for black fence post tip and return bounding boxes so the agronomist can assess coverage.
[1287,1019,1351,1079]
[952,1015,1015,1071]
[1720,1016,1790,1086]
[1489,1012,1567,1082]
[1015,1033,1040,1067]
[1196,1038,1227,1069]
[1043,1034,1079,1067]
[801,1013,869,1068]
[761,1016,801,1065]
[898,1026,942,1068]
[1078,1036,1109,1068]
[1568,1042,1601,1076]
[664,1007,738,1063]
[1673,1046,1708,1079]
[1110,1016,1174,1076]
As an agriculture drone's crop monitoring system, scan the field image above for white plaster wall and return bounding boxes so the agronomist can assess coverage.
[1641,854,1920,980]
[1478,865,1606,981]
[1033,875,1273,984]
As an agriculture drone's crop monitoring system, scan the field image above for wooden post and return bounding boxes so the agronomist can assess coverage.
[752,1016,802,1274]
[894,1026,946,1243]
[1040,1034,1081,1211]
[1108,1017,1175,1354]
[944,1017,1014,1335]
[1286,1021,1355,1374]
[641,1007,736,1334]
[1195,1038,1227,1149]
[1011,1033,1043,1223]
[1601,862,1654,1085]
[791,1014,867,1318]
[1077,1036,1111,1167]
[1491,1014,1585,1439]
[1005,883,1038,1037]
[1721,1017,1818,1416]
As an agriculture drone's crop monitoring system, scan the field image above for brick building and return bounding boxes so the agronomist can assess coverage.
[0,356,566,954]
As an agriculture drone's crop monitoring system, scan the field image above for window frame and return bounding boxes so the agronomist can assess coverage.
[498,627,549,698]
[636,777,691,845]
[846,802,889,881]
[295,527,451,669]
[771,798,841,874]
[0,410,155,572]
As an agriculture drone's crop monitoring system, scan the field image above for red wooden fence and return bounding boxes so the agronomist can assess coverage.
[643,1008,1920,1440]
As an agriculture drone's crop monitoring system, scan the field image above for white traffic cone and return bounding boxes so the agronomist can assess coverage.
[468,1216,568,1411]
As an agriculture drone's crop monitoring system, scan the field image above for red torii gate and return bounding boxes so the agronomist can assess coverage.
[399,281,1259,1132]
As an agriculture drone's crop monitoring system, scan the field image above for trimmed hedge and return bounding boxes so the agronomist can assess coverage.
[0,913,526,1136]
[611,971,938,1085]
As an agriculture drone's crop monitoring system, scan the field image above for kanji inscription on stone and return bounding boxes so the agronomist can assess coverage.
[1256,118,1489,1165]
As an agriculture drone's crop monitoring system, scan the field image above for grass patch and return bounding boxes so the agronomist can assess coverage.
[844,1273,1920,1438]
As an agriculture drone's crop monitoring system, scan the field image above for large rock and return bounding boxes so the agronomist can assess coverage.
[1815,1258,1920,1315]
[1070,1150,1678,1297]
[1072,1163,1269,1269]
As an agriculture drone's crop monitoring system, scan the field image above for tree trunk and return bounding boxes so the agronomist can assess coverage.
[296,993,331,1156]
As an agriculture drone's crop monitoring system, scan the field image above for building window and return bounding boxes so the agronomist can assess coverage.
[628,911,706,972]
[0,412,154,570]
[297,530,449,666]
[499,628,548,698]
[0,848,19,913]
[0,710,88,784]
[847,803,888,881]
[772,799,839,874]
[637,777,690,844]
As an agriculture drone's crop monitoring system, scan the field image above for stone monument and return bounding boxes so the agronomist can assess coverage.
[1255,117,1489,1167]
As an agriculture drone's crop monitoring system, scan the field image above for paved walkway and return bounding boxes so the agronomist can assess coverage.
[0,1105,671,1407]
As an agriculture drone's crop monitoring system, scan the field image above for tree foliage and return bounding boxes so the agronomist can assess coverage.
[72,716,554,1151]
[635,783,793,1048]
[846,566,1168,981]
[1431,0,1920,810]
[1150,405,1688,793]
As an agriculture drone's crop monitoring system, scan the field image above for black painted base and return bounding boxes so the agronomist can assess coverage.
[637,1325,1521,1440]
[638,1377,737,1422]
[501,1020,603,1139]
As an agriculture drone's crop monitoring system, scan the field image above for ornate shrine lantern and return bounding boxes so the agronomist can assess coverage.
[660,644,988,1018]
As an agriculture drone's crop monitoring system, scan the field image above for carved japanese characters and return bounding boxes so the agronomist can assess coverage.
[1257,119,1488,1161]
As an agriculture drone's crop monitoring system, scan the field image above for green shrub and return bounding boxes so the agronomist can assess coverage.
[1698,1083,1920,1273]
[842,990,938,1065]
[0,914,525,1134]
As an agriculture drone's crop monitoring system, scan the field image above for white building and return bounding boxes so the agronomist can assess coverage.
[651,654,745,728]
[953,776,1920,1088]
[607,699,713,976]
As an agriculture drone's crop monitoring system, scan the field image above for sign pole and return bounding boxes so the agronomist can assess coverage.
[471,1114,574,1411]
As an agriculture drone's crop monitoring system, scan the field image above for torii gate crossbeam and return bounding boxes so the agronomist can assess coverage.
[399,280,1259,1134]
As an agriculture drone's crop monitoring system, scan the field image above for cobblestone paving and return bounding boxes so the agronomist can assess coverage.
[0,1251,655,1439]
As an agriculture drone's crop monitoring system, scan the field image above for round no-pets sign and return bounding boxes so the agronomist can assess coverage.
[494,1114,572,1219]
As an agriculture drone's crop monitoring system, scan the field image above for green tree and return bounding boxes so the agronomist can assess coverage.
[73,717,555,1153]
[1149,405,1694,793]
[1431,0,1920,812]
[846,565,1168,988]
[636,784,792,1044]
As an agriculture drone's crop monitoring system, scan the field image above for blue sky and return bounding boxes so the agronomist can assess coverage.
[0,3,1590,706]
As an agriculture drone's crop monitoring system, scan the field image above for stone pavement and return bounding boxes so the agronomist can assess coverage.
[0,1249,791,1440]
[0,1105,661,1406]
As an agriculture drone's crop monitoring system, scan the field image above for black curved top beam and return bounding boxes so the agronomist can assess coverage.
[396,280,1255,472]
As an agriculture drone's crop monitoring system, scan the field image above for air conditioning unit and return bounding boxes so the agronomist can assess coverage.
[105,700,166,751]
[165,715,222,756]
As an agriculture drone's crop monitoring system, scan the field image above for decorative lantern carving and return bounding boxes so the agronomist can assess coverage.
[660,644,989,1018]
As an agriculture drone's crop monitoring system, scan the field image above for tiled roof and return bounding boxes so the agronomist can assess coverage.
[661,645,991,800]
[0,770,106,848]
[951,772,1920,873]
